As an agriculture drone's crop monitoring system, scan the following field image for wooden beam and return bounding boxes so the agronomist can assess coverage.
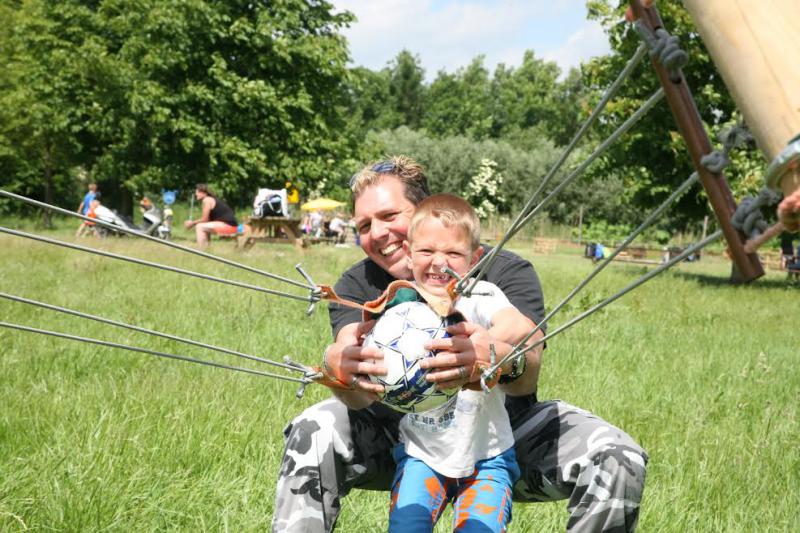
[683,0,800,197]
[628,0,764,282]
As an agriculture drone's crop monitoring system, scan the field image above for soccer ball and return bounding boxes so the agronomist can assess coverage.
[364,301,459,413]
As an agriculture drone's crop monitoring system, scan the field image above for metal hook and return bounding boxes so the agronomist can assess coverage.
[295,263,323,315]
[480,343,498,394]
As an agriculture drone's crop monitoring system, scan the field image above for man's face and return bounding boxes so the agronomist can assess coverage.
[353,177,416,279]
[403,218,481,297]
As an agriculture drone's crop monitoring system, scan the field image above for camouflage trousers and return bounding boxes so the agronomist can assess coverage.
[273,397,647,532]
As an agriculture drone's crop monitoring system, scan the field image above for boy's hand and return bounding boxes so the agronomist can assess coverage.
[421,322,492,390]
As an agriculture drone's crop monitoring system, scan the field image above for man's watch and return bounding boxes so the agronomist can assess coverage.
[498,354,527,384]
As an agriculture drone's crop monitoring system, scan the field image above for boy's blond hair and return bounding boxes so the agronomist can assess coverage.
[408,194,481,250]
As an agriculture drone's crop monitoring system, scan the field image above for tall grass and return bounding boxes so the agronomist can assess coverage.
[0,230,797,532]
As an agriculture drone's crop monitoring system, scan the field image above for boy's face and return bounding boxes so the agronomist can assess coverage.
[403,217,482,297]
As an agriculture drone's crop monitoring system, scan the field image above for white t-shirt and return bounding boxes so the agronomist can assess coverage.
[329,216,345,232]
[398,280,516,478]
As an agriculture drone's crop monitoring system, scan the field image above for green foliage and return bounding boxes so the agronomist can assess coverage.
[423,57,493,139]
[0,0,356,212]
[368,126,561,216]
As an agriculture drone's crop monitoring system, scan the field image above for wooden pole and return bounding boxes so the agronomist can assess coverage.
[629,0,764,282]
[744,221,784,254]
[701,215,709,242]
[683,0,800,198]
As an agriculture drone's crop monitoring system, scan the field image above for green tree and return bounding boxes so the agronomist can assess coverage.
[344,66,400,132]
[1,0,356,213]
[582,0,766,229]
[386,50,426,130]
[0,1,96,222]
[423,57,492,139]
[489,51,566,142]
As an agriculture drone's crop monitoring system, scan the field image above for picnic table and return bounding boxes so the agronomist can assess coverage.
[240,216,303,249]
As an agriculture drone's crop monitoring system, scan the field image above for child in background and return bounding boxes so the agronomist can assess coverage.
[75,183,98,237]
[388,193,533,532]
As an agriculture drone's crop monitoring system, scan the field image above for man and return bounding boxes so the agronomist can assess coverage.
[273,156,647,533]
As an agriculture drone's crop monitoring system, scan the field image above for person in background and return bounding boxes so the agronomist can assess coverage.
[183,184,238,249]
[139,196,164,235]
[309,210,323,238]
[286,181,300,217]
[75,183,98,237]
[328,211,346,244]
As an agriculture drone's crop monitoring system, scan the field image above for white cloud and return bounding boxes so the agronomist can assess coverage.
[334,0,598,78]
[542,21,612,74]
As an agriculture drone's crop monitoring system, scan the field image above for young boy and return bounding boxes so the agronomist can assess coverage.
[388,193,533,532]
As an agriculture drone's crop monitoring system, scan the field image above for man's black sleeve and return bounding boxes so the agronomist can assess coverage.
[483,250,546,330]
[328,273,367,341]
[328,259,394,339]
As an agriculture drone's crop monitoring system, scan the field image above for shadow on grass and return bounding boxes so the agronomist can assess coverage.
[669,270,799,289]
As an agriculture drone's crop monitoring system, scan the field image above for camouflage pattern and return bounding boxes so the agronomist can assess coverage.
[272,398,647,533]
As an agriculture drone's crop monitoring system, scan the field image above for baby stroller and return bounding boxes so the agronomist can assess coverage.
[252,188,288,218]
[93,204,140,237]
[94,197,171,239]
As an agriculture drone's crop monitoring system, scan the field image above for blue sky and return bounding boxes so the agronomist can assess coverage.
[331,0,612,80]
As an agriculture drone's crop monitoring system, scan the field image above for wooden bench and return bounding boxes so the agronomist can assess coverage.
[532,238,558,255]
[240,216,303,249]
[301,235,338,247]
[627,246,648,259]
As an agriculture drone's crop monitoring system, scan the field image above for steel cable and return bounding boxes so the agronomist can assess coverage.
[0,292,304,374]
[0,189,312,290]
[481,230,723,387]
[463,87,665,295]
[0,322,309,384]
[460,44,649,292]
[0,226,312,303]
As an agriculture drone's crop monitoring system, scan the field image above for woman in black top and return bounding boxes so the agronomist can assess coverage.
[184,183,238,248]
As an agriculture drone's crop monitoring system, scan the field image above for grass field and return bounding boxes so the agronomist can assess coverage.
[0,227,798,532]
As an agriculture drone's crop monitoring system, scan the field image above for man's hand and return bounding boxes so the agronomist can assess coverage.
[325,320,386,408]
[778,189,800,232]
[420,322,494,390]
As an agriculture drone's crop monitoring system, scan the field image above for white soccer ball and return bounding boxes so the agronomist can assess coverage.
[364,300,459,413]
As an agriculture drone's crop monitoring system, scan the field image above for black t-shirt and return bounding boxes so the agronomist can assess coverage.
[209,197,238,226]
[329,247,545,339]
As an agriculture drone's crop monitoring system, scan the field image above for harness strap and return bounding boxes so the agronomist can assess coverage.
[318,279,457,319]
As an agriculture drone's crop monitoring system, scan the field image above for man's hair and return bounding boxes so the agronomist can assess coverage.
[408,194,480,250]
[350,155,430,206]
